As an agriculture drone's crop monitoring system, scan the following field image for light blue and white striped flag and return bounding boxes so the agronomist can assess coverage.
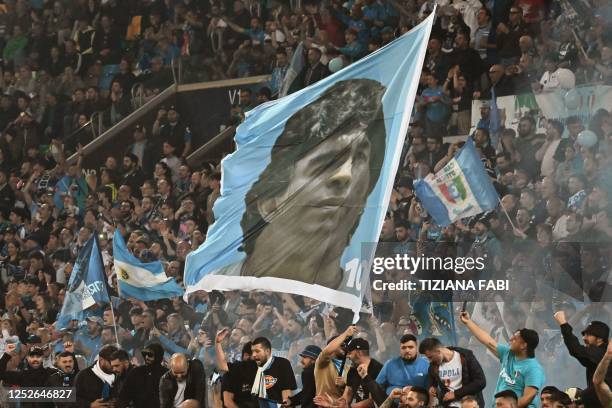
[414,138,499,226]
[113,230,184,300]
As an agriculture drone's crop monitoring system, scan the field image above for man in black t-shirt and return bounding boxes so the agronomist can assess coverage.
[342,338,383,406]
[222,337,297,406]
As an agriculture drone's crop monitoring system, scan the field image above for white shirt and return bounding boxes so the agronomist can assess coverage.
[173,380,186,407]
[438,351,463,407]
[540,68,576,91]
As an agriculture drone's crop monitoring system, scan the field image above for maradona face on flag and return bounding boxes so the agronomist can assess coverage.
[239,79,386,289]
[185,13,435,315]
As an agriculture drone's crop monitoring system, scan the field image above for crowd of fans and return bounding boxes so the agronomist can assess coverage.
[0,0,609,407]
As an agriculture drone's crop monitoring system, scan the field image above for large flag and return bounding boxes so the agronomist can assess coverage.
[113,230,184,301]
[57,235,110,329]
[184,12,435,317]
[414,138,499,226]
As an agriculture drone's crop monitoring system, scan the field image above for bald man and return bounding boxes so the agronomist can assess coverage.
[159,353,207,408]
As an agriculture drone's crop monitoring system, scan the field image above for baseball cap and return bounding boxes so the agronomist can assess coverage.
[299,345,322,360]
[519,328,539,357]
[26,335,42,344]
[346,338,369,352]
[581,321,609,340]
[86,316,103,325]
[28,346,44,356]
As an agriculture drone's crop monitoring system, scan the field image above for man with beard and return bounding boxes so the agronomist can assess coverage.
[46,351,79,408]
[109,350,132,397]
[362,334,430,406]
[553,312,611,407]
[159,353,207,408]
[285,345,321,408]
[314,325,357,400]
[116,343,167,408]
[0,345,58,389]
[379,386,430,408]
[74,344,119,408]
[419,337,486,407]
[217,334,295,407]
[502,115,545,182]
[460,313,545,407]
[120,153,145,198]
[342,338,383,407]
[237,79,387,289]
[46,351,78,387]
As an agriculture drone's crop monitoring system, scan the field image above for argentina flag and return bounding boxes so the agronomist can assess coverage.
[414,137,499,226]
[184,12,436,318]
[57,235,109,329]
[113,230,184,301]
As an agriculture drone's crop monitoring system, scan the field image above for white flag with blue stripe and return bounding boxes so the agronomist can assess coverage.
[113,230,184,300]
[414,138,499,226]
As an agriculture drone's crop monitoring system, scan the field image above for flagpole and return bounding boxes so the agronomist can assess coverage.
[108,296,121,348]
[497,196,518,230]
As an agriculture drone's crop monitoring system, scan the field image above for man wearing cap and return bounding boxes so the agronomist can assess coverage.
[314,325,357,401]
[554,311,611,407]
[341,338,383,407]
[0,343,58,392]
[461,312,545,407]
[284,345,321,408]
[75,316,104,364]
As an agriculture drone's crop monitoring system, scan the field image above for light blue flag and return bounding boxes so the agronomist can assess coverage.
[57,235,109,329]
[279,42,305,97]
[184,13,435,317]
[113,230,184,301]
[414,137,499,226]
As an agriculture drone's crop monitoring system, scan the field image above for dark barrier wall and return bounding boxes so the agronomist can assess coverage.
[79,76,269,175]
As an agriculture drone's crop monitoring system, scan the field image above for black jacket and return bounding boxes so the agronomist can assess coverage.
[0,353,57,386]
[427,347,486,408]
[74,365,118,408]
[289,364,316,408]
[561,323,611,407]
[159,358,207,408]
[45,369,77,408]
[0,353,58,408]
[117,344,168,408]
